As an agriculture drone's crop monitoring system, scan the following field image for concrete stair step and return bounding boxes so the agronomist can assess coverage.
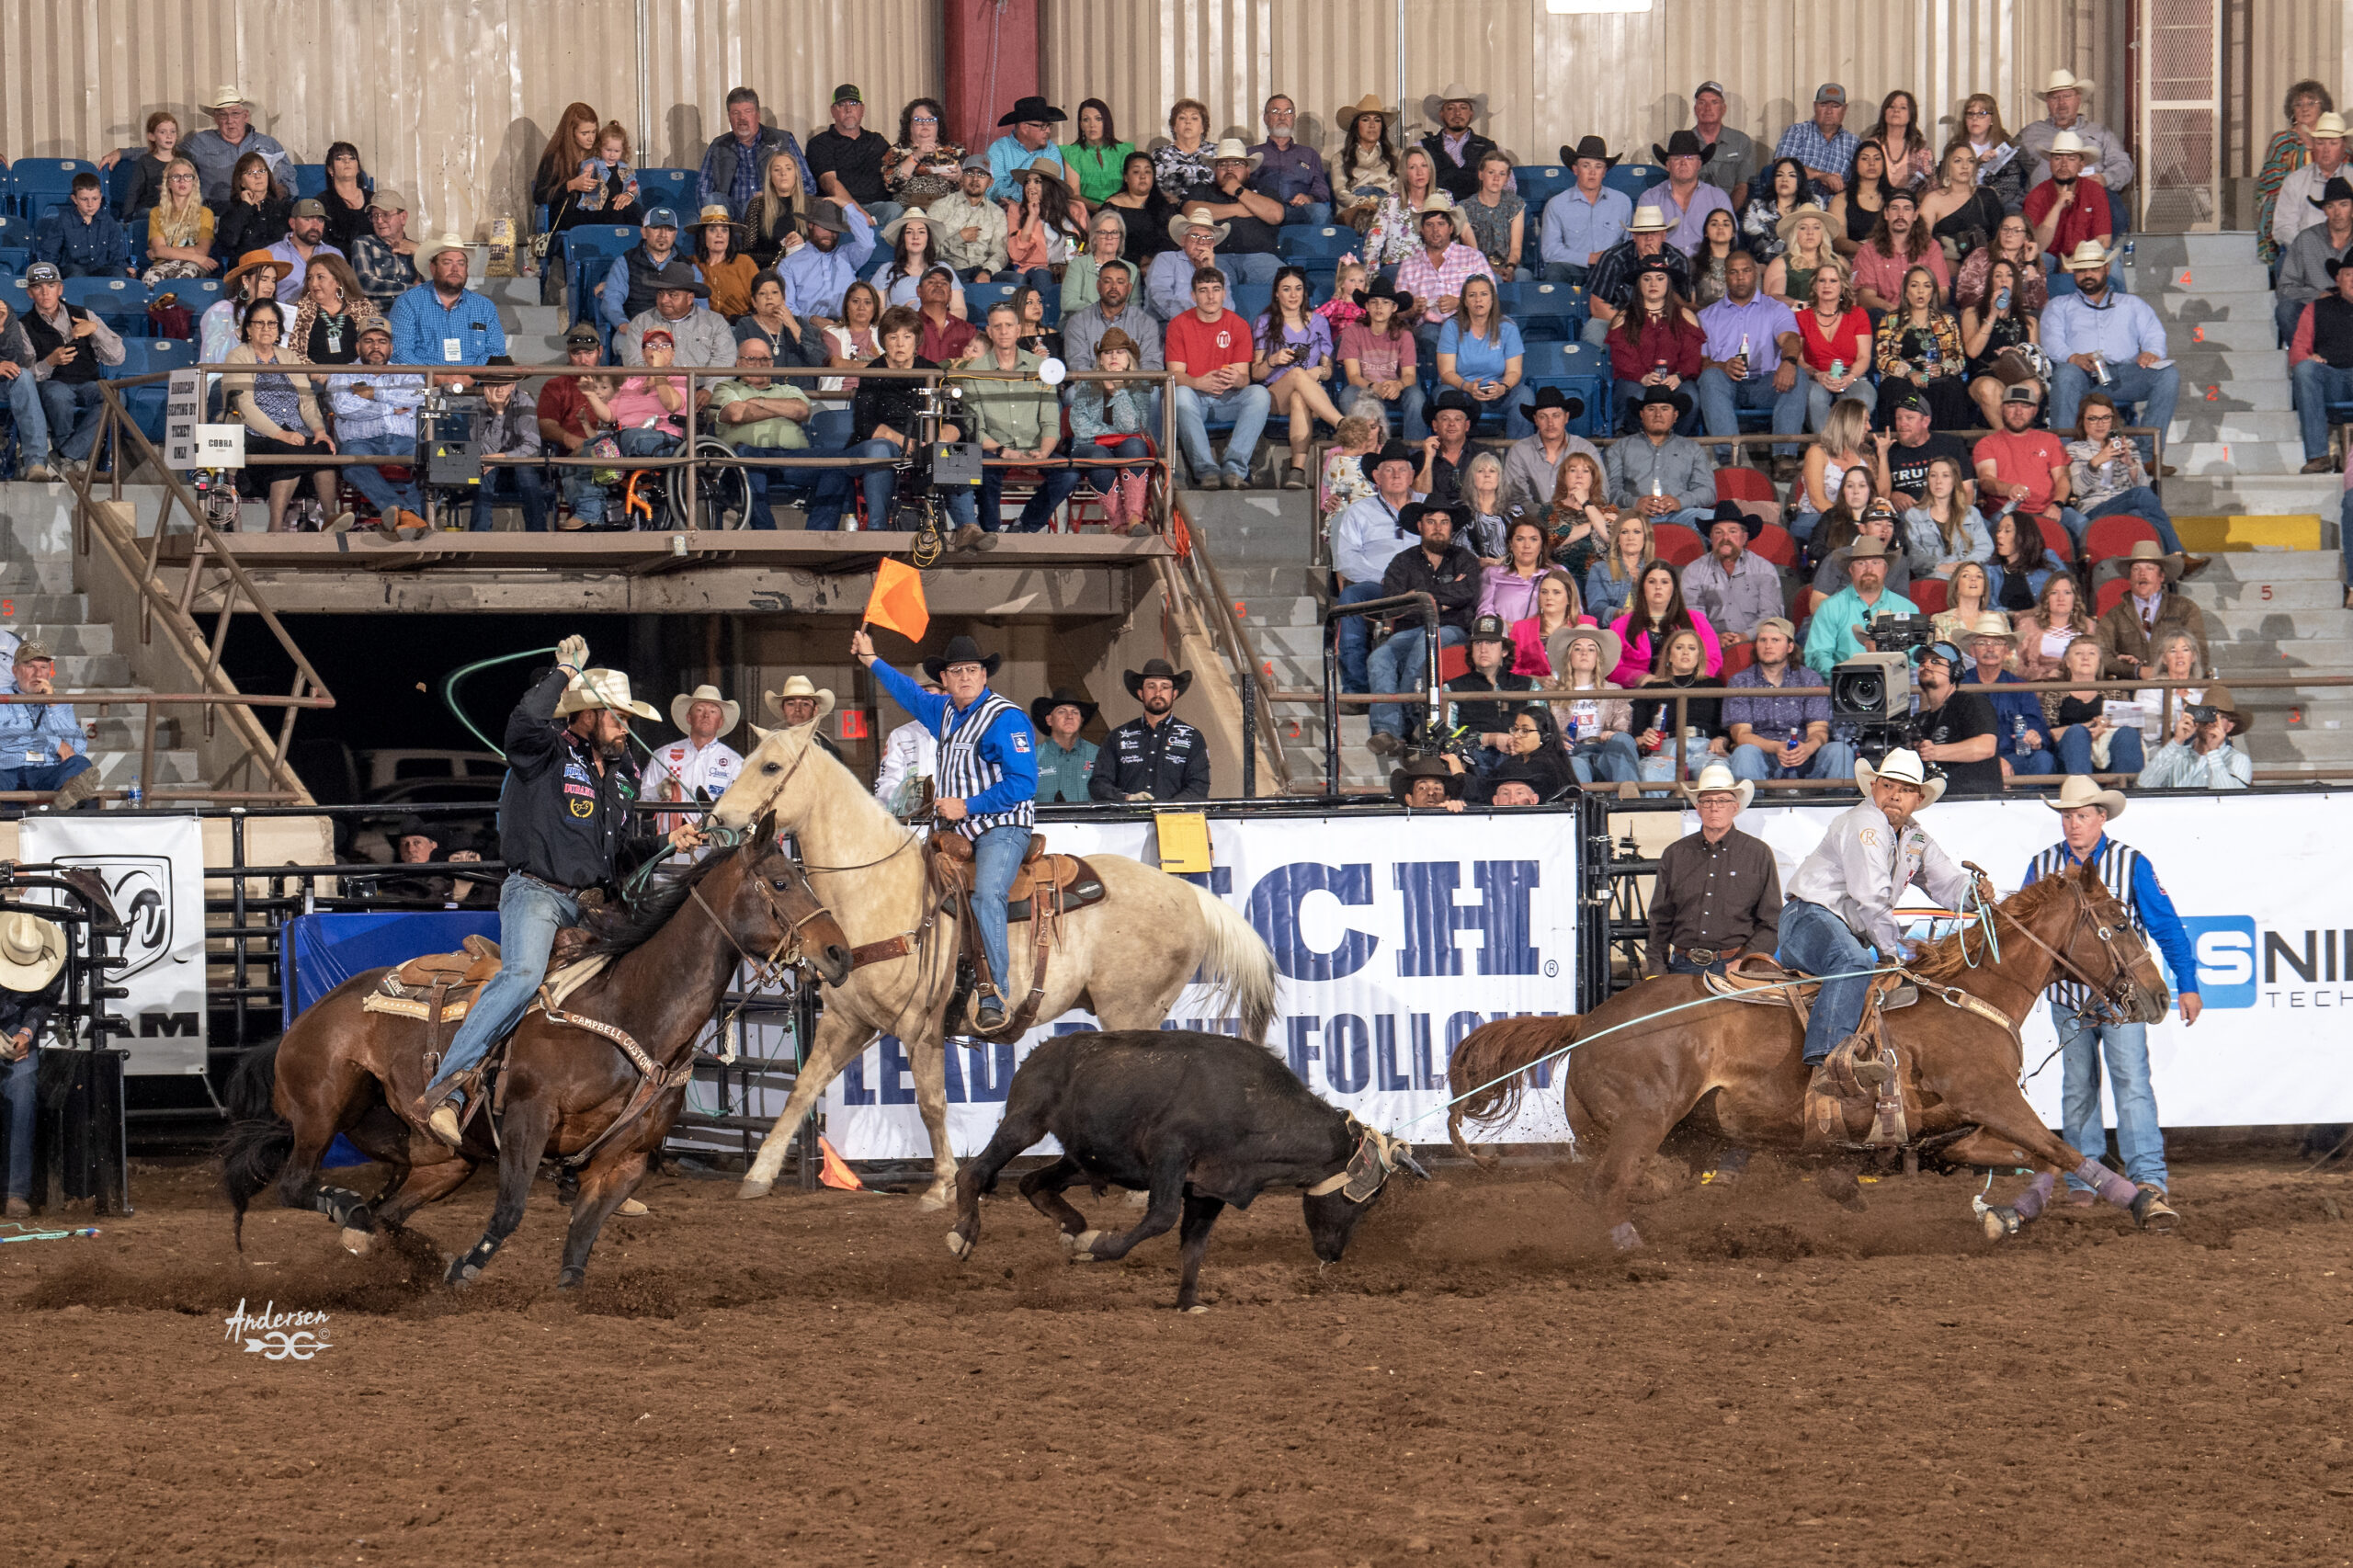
[2154,261,2271,294]
[2244,733,2353,764]
[0,594,91,624]
[50,654,130,687]
[2209,637,2353,670]
[2182,576,2347,609]
[2150,289,2276,320]
[2156,315,2279,351]
[2168,412,2300,442]
[0,562,75,594]
[2168,382,2291,413]
[2184,548,2342,582]
[2198,606,2353,635]
[8,623,111,656]
[2165,441,2311,474]
[2165,475,2347,513]
[2117,233,2260,267]
[85,748,199,786]
[2164,348,2295,379]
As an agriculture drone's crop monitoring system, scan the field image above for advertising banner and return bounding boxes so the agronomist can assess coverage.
[20,814,210,1074]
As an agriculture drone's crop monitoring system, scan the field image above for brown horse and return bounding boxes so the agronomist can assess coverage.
[221,817,852,1287]
[1447,863,2175,1247]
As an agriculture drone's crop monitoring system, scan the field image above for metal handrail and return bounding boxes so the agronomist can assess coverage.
[1160,492,1293,798]
[1321,592,1438,790]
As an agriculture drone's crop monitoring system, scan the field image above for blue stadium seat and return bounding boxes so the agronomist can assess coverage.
[1514,165,1573,211]
[1515,279,1586,341]
[64,276,148,312]
[1227,282,1273,326]
[168,278,222,312]
[291,164,329,199]
[113,337,196,379]
[0,213,25,248]
[104,159,140,213]
[1517,340,1608,437]
[1276,225,1356,263]
[1604,164,1665,205]
[636,169,696,214]
[966,280,1022,316]
[0,249,23,279]
[12,158,98,218]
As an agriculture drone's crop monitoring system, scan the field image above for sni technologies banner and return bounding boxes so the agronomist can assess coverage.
[819,812,1584,1160]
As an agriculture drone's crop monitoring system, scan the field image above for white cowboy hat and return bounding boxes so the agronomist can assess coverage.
[1165,203,1231,247]
[1965,611,2018,644]
[2046,774,2127,820]
[424,233,473,267]
[1207,136,1264,172]
[2036,69,2095,98]
[199,85,255,110]
[1423,84,1485,119]
[669,683,741,734]
[0,912,64,992]
[2313,112,2348,140]
[1626,204,1673,233]
[1855,746,1947,807]
[553,668,661,720]
[2058,238,2116,270]
[2046,129,2093,158]
[762,674,837,723]
[1682,762,1754,812]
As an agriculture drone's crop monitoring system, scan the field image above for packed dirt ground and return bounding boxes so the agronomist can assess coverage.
[2,1149,2349,1567]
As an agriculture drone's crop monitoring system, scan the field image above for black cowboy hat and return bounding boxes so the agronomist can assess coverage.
[1397,500,1468,537]
[1351,276,1415,315]
[1122,658,1193,699]
[1431,387,1479,418]
[996,96,1066,128]
[394,812,438,844]
[921,634,1003,679]
[2313,175,2353,210]
[1367,437,1419,472]
[1029,686,1099,726]
[1633,382,1694,418]
[1389,754,1467,804]
[647,259,710,299]
[1654,129,1704,162]
[1559,135,1620,168]
[1520,384,1588,419]
[1702,497,1761,540]
[1482,757,1551,800]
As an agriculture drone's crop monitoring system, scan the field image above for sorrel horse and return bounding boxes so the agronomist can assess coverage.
[222,818,853,1286]
[1447,864,2175,1246]
[707,718,1280,1207]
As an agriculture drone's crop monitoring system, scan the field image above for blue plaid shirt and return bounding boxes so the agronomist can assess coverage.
[1773,121,1861,182]
[1721,664,1832,740]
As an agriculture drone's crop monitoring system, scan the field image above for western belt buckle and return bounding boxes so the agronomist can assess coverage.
[1683,947,1721,966]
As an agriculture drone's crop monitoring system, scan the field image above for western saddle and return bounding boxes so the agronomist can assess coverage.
[1702,954,1923,1150]
[921,830,1108,1038]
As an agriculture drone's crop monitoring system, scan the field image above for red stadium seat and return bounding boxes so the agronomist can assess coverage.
[1909,575,1949,615]
[1715,466,1778,503]
[1750,523,1798,568]
[1720,639,1756,677]
[1732,497,1783,528]
[2034,515,2075,563]
[1438,643,1470,682]
[2095,576,2131,616]
[1653,528,1704,567]
[2083,514,2160,565]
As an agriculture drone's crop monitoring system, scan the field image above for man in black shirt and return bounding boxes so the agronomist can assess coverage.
[1645,763,1781,976]
[806,85,901,227]
[1368,501,1483,756]
[1912,641,2002,795]
[1090,660,1211,801]
[1873,389,1975,511]
[1418,390,1477,506]
[1444,614,1538,771]
[1419,85,1500,200]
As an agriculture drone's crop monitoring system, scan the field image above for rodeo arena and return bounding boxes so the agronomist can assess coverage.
[7,2,2353,1562]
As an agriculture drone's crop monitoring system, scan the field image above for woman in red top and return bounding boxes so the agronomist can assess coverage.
[1795,260,1873,433]
[1605,256,1702,435]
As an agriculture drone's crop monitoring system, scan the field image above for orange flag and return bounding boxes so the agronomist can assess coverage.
[816,1135,866,1191]
[863,558,929,643]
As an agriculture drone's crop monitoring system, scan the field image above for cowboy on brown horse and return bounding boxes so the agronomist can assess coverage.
[416,634,705,1143]
[1775,746,1994,1131]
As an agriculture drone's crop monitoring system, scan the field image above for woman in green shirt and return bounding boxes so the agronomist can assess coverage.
[1060,98,1135,211]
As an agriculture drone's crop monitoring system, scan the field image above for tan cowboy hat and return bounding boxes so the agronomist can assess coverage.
[1855,746,1947,807]
[1338,93,1399,126]
[199,84,256,110]
[1560,621,1624,674]
[878,209,934,247]
[222,249,294,291]
[424,233,474,267]
[2046,129,2094,158]
[1626,204,1673,234]
[1965,611,2018,644]
[0,911,65,992]
[1416,192,1460,222]
[1775,202,1832,244]
[669,683,741,734]
[2120,538,2185,580]
[1207,136,1264,172]
[1682,761,1755,812]
[2058,238,2117,270]
[2188,683,2250,735]
[1017,155,1072,199]
[2046,774,2127,820]
[1840,535,1898,566]
[553,668,661,720]
[693,202,750,244]
[2036,69,2095,98]
[1423,84,1485,119]
[1165,203,1231,247]
[762,675,837,723]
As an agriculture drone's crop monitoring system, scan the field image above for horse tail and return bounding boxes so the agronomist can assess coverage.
[1187,881,1279,1046]
[220,1038,292,1253]
[1446,1014,1579,1165]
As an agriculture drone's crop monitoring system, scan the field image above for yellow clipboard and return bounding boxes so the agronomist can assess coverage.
[1153,811,1212,874]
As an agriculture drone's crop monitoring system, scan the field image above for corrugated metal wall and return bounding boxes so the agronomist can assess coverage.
[0,0,939,237]
[2232,0,2347,177]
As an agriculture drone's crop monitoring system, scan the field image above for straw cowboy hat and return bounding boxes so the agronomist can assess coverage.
[1422,83,1485,119]
[2058,239,2117,270]
[1776,202,1833,244]
[2036,69,2095,99]
[199,85,256,110]
[2046,774,2127,820]
[1560,621,1624,674]
[693,202,750,245]
[1123,658,1194,699]
[1626,204,1673,233]
[669,684,741,734]
[762,675,837,723]
[2310,112,2348,142]
[1207,137,1264,173]
[2120,538,2185,580]
[424,233,473,267]
[1855,745,1947,806]
[222,249,294,291]
[0,911,65,992]
[1682,760,1754,812]
[877,209,935,247]
[1389,754,1466,804]
[1965,610,2018,644]
[2188,683,2250,734]
[2046,129,2094,160]
[553,669,661,720]
[1165,202,1231,246]
[1338,94,1400,128]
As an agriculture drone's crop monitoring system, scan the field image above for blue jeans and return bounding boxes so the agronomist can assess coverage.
[1567,732,1640,783]
[1,1050,33,1199]
[2,367,54,470]
[1541,262,1592,287]
[979,440,1084,531]
[2007,747,2059,777]
[2291,358,2353,460]
[1776,898,1877,1064]
[1279,202,1334,228]
[38,381,108,462]
[1219,252,1281,286]
[1347,381,1427,441]
[424,872,580,1103]
[1086,436,1151,486]
[1729,737,1857,784]
[1367,623,1466,738]
[338,432,422,517]
[969,823,1029,994]
[835,437,977,531]
[1614,379,1699,435]
[1697,366,1809,459]
[1335,579,1388,692]
[2054,723,2145,776]
[736,442,852,530]
[2083,487,2181,553]
[2277,291,2312,347]
[2054,1002,2167,1191]
[2049,360,2179,467]
[471,464,549,531]
[1173,383,1272,482]
[0,755,94,800]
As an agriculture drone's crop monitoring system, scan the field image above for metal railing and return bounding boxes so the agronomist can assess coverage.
[1158,490,1294,797]
[1319,592,1440,788]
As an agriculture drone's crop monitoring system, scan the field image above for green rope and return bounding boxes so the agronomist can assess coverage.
[439,644,665,769]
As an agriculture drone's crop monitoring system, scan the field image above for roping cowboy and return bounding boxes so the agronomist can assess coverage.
[850,628,1037,1031]
[0,911,65,1218]
[1089,659,1211,801]
[2020,774,2200,1213]
[417,636,703,1143]
[1778,747,1992,1117]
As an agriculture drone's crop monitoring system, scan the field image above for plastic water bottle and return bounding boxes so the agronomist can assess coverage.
[1994,286,2011,313]
[2011,715,2027,746]
[125,777,142,809]
[1829,358,1846,381]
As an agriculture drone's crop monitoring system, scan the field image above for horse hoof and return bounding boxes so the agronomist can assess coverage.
[2130,1187,2178,1233]
[1181,1303,1211,1315]
[338,1226,372,1256]
[556,1268,585,1290]
[1980,1204,2023,1241]
[945,1231,970,1259]
[1067,1229,1104,1261]
[915,1187,953,1212]
[1608,1221,1643,1253]
[444,1260,481,1288]
[736,1177,772,1201]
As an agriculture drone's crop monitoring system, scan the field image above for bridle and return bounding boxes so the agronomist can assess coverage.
[735,727,924,875]
[1977,869,2147,1025]
[687,848,841,994]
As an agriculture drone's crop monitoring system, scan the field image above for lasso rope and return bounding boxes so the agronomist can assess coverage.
[440,644,665,770]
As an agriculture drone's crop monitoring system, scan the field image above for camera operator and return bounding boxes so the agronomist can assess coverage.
[0,911,65,1217]
[1912,640,2001,795]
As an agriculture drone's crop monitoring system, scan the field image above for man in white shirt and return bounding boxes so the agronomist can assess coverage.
[873,674,944,816]
[1328,439,1427,694]
[641,685,745,838]
[2273,113,2349,259]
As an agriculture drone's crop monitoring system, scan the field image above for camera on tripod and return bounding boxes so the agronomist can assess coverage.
[1831,613,1936,759]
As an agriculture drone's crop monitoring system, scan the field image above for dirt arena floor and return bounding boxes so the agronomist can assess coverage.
[3,1149,2350,1567]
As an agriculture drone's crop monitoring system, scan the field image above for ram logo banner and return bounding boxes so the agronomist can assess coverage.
[65,856,175,981]
[18,815,210,1075]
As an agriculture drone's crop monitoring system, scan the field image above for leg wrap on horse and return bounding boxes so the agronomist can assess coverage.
[2011,1171,2059,1221]
[311,1185,368,1227]
[2075,1156,2138,1209]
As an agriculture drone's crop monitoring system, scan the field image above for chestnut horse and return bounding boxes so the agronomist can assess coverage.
[222,818,852,1286]
[1447,863,2175,1247]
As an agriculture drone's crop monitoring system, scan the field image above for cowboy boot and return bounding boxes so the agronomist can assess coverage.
[1097,474,1128,533]
[424,1092,465,1148]
[47,768,103,812]
[1119,470,1151,535]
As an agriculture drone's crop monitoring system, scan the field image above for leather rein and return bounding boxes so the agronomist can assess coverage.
[1978,877,2144,1025]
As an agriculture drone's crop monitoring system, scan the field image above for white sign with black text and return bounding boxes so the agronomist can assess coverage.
[19,814,210,1074]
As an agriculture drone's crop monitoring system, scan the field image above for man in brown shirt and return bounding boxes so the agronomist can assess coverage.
[1645,762,1783,977]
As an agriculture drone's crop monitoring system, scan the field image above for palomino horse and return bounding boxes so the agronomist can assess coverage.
[707,717,1280,1207]
[1447,863,2175,1246]
[222,818,853,1286]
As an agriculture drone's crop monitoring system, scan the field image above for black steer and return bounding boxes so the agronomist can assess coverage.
[947,1028,1427,1311]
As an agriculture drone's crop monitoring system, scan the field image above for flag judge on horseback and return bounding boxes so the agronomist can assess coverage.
[416,634,708,1144]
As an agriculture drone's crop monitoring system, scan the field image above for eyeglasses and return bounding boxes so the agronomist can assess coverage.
[912,115,938,124]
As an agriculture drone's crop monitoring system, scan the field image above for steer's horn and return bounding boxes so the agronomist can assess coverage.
[1392,1145,1432,1181]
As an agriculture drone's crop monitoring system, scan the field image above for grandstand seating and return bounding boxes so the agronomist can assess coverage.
[1603,164,1665,204]
[2034,514,2075,563]
[1276,226,1356,263]
[1652,527,1703,567]
[1749,522,1799,568]
[64,277,147,312]
[2082,513,2160,566]
[1513,165,1574,213]
[1909,576,1949,615]
[9,158,98,218]
[636,168,696,213]
[2094,577,2132,616]
[1511,280,1585,340]
[1719,640,1756,677]
[1516,340,1608,437]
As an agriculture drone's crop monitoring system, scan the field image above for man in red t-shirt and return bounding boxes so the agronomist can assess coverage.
[1973,383,2085,549]
[2022,131,2113,265]
[535,323,610,528]
[1164,266,1272,488]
